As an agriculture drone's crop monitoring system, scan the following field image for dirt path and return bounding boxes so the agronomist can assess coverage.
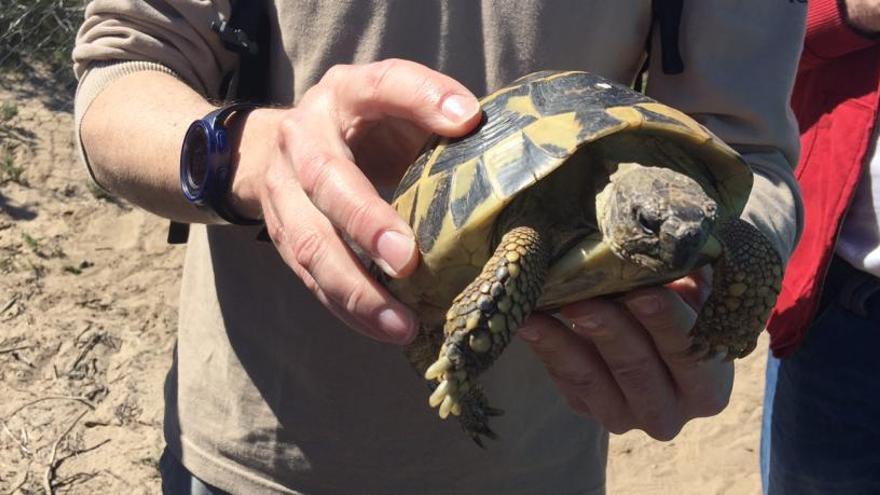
[1,87,182,493]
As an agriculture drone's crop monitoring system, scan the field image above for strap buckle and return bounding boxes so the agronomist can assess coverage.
[211,19,258,56]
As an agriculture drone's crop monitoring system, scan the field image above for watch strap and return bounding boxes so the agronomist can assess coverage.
[205,103,260,225]
[181,102,261,226]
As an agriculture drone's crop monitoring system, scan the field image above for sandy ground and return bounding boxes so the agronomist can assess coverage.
[607,334,768,495]
[0,87,767,494]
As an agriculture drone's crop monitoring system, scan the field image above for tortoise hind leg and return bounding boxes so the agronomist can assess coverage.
[424,225,549,445]
[691,218,783,360]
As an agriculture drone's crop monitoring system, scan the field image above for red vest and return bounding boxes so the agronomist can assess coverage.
[767,0,880,357]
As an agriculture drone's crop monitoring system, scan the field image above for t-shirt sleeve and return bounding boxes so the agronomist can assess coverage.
[72,0,239,186]
[646,0,807,264]
[73,0,238,97]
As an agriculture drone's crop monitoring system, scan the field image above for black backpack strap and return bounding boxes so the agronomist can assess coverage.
[634,0,685,92]
[167,220,190,244]
[653,0,684,75]
[214,0,271,104]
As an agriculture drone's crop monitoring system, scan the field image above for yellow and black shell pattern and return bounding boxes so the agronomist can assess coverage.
[389,70,752,316]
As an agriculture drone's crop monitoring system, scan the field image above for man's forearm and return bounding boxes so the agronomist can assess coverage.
[80,70,278,223]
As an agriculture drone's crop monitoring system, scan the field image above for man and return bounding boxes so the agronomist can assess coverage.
[74,1,805,493]
[763,0,880,493]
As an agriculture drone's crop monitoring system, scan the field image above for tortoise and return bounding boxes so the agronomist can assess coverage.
[384,70,782,445]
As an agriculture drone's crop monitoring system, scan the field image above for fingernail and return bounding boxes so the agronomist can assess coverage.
[628,295,660,316]
[378,307,416,344]
[376,230,416,277]
[571,314,602,330]
[518,325,541,342]
[441,94,479,123]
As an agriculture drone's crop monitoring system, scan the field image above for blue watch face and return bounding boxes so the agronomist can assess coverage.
[181,122,211,203]
[179,103,260,225]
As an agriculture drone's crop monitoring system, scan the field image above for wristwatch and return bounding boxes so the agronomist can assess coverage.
[179,103,262,225]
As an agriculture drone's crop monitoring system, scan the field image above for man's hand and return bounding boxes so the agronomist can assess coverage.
[235,59,482,345]
[81,59,480,346]
[845,0,880,33]
[518,267,733,440]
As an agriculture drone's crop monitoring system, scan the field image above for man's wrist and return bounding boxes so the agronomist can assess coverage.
[228,107,286,220]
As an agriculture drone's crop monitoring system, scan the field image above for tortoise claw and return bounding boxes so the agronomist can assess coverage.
[485,406,505,417]
[469,425,499,449]
[455,385,502,448]
[472,436,486,449]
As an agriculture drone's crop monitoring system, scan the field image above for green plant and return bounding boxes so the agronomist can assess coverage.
[21,232,66,260]
[0,102,18,122]
[87,180,114,201]
[0,153,25,183]
[21,232,40,251]
[0,0,85,87]
[138,455,162,474]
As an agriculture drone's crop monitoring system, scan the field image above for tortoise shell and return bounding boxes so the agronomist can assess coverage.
[388,70,752,318]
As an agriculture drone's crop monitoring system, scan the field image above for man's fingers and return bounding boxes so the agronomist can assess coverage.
[561,299,684,440]
[261,158,417,344]
[277,119,419,278]
[623,287,699,359]
[664,266,713,313]
[525,270,734,437]
[623,286,733,417]
[518,313,636,433]
[256,60,482,342]
[273,59,481,279]
[324,59,482,137]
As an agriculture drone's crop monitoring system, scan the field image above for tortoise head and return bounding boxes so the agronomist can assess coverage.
[598,162,718,273]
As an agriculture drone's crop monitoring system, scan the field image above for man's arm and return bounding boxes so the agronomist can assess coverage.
[799,0,880,72]
[80,61,483,344]
[844,0,880,33]
[75,4,482,344]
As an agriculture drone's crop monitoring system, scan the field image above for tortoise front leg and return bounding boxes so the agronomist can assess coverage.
[691,218,783,360]
[424,225,549,444]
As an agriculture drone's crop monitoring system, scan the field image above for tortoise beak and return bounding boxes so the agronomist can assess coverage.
[654,213,713,271]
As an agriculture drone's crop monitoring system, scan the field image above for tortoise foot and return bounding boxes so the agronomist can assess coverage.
[423,338,483,419]
[691,218,783,361]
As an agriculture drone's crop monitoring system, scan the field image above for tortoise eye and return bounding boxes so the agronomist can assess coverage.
[637,210,663,235]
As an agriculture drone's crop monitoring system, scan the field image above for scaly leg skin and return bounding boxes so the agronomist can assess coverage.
[690,219,783,360]
[424,226,549,446]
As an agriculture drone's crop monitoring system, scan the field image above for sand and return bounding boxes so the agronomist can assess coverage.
[0,87,766,494]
